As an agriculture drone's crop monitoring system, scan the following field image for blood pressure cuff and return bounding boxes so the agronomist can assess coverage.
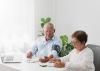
[52,45,60,54]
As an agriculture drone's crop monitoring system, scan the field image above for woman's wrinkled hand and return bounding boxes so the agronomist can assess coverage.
[49,58,61,63]
[54,61,65,68]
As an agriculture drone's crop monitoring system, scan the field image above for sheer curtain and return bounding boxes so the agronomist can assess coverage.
[0,0,35,55]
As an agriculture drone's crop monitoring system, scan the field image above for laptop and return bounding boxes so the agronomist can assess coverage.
[1,55,22,63]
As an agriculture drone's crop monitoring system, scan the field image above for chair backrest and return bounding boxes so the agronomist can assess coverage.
[87,44,100,71]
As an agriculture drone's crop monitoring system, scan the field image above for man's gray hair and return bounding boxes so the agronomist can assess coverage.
[43,23,55,30]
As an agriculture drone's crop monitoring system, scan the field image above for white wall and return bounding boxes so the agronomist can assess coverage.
[0,0,34,53]
[33,0,100,45]
[55,0,100,45]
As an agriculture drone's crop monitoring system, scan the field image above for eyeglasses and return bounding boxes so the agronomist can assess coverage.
[71,40,81,46]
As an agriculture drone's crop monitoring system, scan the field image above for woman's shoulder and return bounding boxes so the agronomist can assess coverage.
[83,47,94,55]
[85,47,93,52]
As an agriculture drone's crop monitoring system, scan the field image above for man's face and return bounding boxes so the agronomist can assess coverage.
[43,27,54,40]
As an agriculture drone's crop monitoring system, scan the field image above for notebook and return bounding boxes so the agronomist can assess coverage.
[1,55,22,63]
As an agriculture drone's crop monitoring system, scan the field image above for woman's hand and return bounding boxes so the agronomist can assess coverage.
[49,58,61,63]
[54,61,65,68]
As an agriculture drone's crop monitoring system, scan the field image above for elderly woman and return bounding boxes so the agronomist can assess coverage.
[50,30,95,71]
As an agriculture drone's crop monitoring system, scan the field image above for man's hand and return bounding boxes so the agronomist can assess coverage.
[39,56,49,63]
[26,51,33,59]
[54,61,65,68]
[39,55,54,63]
[48,55,53,60]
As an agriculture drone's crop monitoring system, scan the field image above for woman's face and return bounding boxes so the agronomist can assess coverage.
[71,38,85,51]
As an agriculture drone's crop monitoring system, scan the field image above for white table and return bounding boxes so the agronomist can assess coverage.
[0,59,65,71]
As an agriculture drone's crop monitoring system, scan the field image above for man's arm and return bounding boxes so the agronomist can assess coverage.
[51,44,61,57]
[51,37,62,57]
[26,44,38,58]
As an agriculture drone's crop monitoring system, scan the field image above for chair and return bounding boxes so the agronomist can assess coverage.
[87,44,100,71]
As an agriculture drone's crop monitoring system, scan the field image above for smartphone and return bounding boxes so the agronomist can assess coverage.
[40,64,47,67]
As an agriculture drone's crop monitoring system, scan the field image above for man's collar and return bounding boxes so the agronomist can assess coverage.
[45,36,55,41]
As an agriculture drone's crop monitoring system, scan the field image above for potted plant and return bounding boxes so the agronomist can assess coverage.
[59,35,74,57]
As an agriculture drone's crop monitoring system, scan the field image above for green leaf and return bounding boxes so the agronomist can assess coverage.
[41,23,45,28]
[45,17,51,23]
[41,18,46,23]
[60,35,68,46]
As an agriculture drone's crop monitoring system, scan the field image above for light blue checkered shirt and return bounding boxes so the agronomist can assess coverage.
[31,36,61,58]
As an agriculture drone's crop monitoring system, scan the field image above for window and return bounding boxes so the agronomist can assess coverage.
[0,0,35,55]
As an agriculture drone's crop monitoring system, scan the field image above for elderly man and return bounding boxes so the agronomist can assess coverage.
[26,23,61,62]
